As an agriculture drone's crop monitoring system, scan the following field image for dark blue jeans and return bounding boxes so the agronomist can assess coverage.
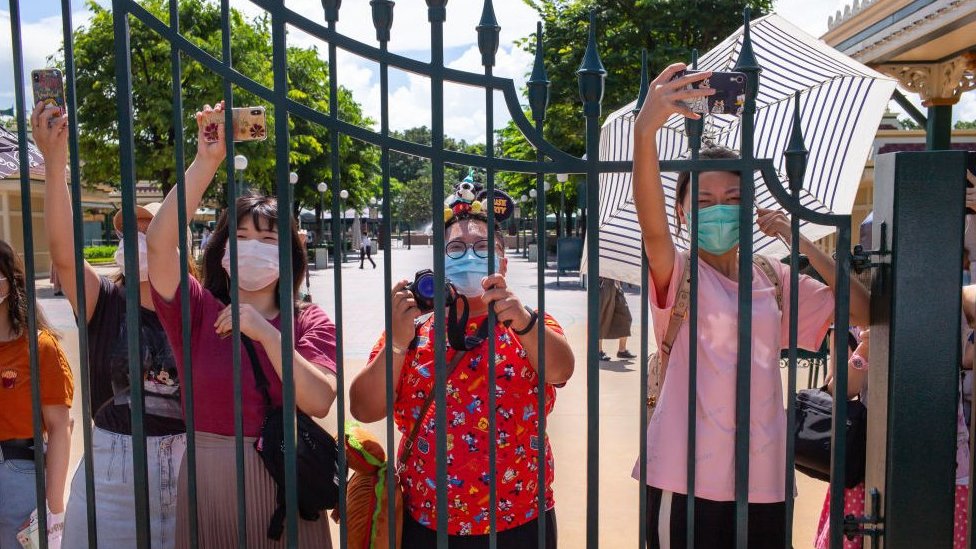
[402,509,557,549]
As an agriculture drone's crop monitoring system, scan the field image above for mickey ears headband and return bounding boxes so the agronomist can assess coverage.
[443,171,515,224]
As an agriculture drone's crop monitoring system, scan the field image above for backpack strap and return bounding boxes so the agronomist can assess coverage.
[659,254,692,367]
[753,255,783,312]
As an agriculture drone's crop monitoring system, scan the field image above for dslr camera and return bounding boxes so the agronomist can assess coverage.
[407,269,457,313]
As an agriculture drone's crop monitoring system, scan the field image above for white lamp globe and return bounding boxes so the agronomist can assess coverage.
[233,154,248,171]
[556,173,568,183]
[317,182,328,193]
[289,172,299,185]
[529,189,537,198]
[340,190,349,199]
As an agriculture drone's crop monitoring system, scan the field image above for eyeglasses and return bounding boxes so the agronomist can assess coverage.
[445,239,501,259]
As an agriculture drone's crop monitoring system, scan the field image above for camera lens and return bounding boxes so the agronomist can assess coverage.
[251,109,261,115]
[416,272,435,299]
[734,75,744,83]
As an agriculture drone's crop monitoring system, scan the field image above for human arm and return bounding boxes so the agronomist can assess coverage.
[349,280,422,423]
[31,103,101,321]
[481,273,574,385]
[40,404,71,513]
[147,102,227,301]
[213,304,337,418]
[757,208,871,327]
[632,64,714,302]
[826,329,869,399]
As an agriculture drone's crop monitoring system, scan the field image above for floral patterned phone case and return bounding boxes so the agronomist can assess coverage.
[31,69,65,110]
[202,106,267,143]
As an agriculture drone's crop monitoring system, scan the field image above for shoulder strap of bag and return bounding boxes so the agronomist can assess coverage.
[753,255,783,312]
[398,318,490,471]
[659,253,692,367]
[242,335,273,407]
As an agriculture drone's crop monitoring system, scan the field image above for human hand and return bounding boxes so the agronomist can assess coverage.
[391,280,422,349]
[757,208,791,241]
[30,101,68,167]
[481,273,533,332]
[214,303,277,344]
[634,63,714,136]
[194,102,228,168]
[856,328,870,362]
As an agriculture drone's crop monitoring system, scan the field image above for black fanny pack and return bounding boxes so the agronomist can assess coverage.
[242,336,339,541]
[793,387,867,488]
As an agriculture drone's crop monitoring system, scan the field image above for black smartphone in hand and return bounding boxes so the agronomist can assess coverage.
[671,70,747,116]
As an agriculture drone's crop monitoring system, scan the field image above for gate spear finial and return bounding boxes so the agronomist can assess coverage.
[784,93,808,193]
[527,22,550,123]
[322,0,341,23]
[370,0,394,43]
[577,11,606,118]
[733,7,762,102]
[477,0,501,68]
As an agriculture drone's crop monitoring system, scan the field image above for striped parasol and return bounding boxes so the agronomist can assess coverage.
[595,13,897,285]
[0,125,45,180]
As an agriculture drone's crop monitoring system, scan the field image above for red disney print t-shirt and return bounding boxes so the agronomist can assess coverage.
[369,312,563,535]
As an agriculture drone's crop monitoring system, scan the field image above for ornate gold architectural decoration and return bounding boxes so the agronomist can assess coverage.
[876,52,976,106]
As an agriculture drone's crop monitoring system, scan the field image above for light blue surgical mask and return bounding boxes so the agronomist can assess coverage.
[445,250,501,297]
[690,204,740,255]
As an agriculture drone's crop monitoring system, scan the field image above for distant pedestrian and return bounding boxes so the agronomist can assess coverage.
[200,227,211,251]
[359,231,376,269]
[598,277,635,360]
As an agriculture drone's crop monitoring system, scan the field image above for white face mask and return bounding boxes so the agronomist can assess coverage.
[222,239,280,292]
[114,233,150,282]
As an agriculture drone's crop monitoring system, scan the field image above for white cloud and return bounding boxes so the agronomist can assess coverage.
[0,9,93,110]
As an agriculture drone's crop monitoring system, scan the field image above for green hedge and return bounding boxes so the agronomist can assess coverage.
[83,245,117,260]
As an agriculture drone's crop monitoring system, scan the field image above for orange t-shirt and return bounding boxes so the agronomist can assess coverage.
[0,330,74,440]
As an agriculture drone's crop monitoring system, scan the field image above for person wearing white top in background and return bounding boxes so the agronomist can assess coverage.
[359,232,376,269]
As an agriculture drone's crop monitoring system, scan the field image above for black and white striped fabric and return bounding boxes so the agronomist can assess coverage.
[594,14,896,285]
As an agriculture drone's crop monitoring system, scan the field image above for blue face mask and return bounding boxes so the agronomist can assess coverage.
[445,250,501,297]
[690,204,740,255]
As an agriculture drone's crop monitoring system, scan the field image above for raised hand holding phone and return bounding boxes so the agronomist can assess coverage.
[634,63,715,137]
[194,102,228,169]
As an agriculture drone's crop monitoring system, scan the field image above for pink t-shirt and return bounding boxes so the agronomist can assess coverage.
[151,276,337,437]
[633,252,834,503]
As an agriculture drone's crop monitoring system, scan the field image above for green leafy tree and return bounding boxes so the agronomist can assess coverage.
[900,117,921,130]
[497,0,773,231]
[68,0,377,210]
[956,120,976,130]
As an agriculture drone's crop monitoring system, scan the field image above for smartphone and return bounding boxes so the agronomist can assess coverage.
[202,106,267,143]
[31,68,65,111]
[671,70,747,116]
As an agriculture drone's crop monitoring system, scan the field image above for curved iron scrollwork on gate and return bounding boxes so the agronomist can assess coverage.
[5,0,857,547]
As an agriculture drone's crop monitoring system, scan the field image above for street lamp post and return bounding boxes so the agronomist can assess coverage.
[317,182,328,247]
[556,173,568,238]
[529,188,538,260]
[520,194,528,259]
[234,154,248,195]
[339,189,349,262]
[369,196,378,242]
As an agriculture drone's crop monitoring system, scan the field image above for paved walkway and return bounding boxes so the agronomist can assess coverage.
[36,245,825,547]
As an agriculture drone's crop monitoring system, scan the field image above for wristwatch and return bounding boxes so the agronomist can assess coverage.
[850,353,867,370]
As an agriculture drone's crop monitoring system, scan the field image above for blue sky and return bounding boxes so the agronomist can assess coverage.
[2,0,973,143]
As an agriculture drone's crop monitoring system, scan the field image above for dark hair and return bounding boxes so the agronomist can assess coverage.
[203,193,308,310]
[0,240,59,338]
[674,146,741,234]
[445,211,505,250]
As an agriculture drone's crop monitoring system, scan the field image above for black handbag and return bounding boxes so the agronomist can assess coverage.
[242,336,340,541]
[794,387,867,489]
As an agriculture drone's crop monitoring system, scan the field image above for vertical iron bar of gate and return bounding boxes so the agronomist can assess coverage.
[368,1,397,546]
[732,11,760,547]
[783,93,807,546]
[217,0,246,543]
[635,49,650,549]
[167,1,200,544]
[111,1,153,544]
[527,20,550,548]
[323,2,348,546]
[9,0,48,544]
[577,11,605,548]
[59,0,99,543]
[477,1,502,545]
[426,2,449,546]
[828,232,853,549]
[684,49,704,549]
[270,1,301,542]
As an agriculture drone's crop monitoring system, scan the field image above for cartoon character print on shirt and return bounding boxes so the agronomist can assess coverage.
[377,313,564,535]
[107,311,182,419]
